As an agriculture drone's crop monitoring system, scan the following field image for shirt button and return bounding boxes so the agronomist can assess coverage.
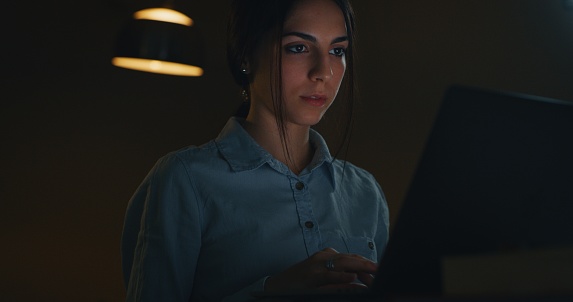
[368,242,375,250]
[295,182,305,190]
[305,221,314,229]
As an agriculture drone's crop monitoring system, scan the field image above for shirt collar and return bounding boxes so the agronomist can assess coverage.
[215,117,334,179]
[215,117,276,172]
[307,127,334,173]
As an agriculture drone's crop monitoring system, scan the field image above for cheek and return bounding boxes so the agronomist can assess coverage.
[281,60,306,85]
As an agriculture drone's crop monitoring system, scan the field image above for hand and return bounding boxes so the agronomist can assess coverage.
[264,248,377,292]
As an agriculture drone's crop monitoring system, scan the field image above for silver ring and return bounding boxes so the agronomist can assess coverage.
[325,258,335,271]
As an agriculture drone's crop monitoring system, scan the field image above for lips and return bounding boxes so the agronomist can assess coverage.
[300,94,328,107]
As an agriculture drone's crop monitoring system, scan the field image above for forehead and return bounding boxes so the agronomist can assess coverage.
[283,0,347,34]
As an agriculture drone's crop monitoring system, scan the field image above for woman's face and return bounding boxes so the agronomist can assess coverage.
[249,0,348,128]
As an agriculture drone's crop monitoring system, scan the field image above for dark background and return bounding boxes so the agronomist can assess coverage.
[2,0,572,301]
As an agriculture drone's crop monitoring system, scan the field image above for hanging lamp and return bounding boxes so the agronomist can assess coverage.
[112,3,204,77]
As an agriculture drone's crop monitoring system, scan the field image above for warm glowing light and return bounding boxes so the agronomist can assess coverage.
[112,57,204,77]
[133,8,193,26]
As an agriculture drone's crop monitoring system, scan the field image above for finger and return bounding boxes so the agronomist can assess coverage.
[317,250,374,266]
[327,256,377,274]
[323,271,357,285]
[357,272,375,288]
[321,247,339,255]
[343,253,376,262]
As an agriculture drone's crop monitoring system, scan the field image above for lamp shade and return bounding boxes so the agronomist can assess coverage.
[134,8,193,26]
[112,18,204,76]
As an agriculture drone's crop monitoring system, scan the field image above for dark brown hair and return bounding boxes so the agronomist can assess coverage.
[227,0,357,163]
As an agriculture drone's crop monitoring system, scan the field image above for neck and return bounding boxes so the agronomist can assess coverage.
[242,115,313,175]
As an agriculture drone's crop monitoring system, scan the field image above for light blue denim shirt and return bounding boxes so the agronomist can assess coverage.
[122,117,390,302]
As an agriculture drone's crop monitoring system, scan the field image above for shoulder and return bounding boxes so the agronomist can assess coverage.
[166,140,219,162]
[149,140,223,181]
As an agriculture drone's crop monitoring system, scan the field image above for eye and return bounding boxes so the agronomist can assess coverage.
[329,47,346,57]
[285,44,308,54]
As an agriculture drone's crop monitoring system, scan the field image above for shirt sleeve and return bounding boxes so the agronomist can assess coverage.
[124,153,203,302]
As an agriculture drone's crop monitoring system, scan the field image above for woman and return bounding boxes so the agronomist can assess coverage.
[121,0,389,301]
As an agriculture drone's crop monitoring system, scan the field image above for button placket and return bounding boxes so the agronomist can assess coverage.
[290,177,321,255]
[295,181,305,191]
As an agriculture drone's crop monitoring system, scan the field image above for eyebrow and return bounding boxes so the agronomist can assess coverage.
[282,31,348,44]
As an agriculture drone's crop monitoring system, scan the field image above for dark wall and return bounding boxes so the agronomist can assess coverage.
[2,0,572,301]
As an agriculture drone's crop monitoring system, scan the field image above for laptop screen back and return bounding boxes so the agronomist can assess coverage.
[373,85,573,297]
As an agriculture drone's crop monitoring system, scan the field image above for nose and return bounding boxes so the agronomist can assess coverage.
[309,54,333,82]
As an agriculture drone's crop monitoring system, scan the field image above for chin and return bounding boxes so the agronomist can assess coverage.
[292,114,326,127]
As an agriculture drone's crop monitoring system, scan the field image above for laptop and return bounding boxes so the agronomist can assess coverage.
[255,85,573,300]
